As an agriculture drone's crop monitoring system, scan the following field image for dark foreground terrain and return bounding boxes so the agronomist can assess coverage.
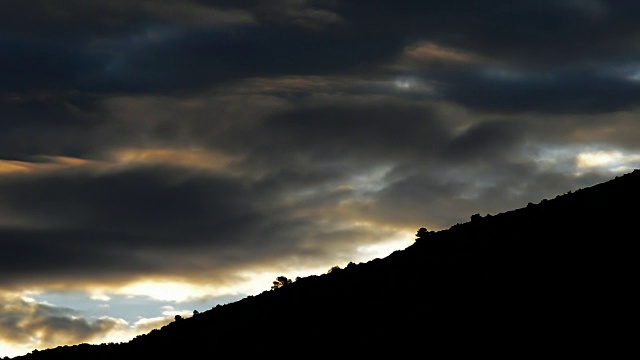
[14,170,639,358]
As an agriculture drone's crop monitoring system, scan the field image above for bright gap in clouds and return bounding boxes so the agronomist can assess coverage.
[392,76,435,94]
[576,150,640,173]
[354,227,415,260]
[532,146,640,175]
[116,281,223,303]
[1,287,242,358]
[1,343,26,359]
[395,78,413,89]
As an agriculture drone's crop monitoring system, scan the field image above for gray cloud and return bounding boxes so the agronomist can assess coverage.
[249,99,450,167]
[0,158,396,288]
[0,165,260,287]
[0,294,123,349]
[3,0,640,113]
[3,1,640,354]
[345,0,640,67]
[4,84,639,289]
[430,66,640,114]
[0,0,254,34]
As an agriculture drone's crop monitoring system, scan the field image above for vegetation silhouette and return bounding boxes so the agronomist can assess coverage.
[270,275,293,290]
[10,170,640,359]
[415,226,434,240]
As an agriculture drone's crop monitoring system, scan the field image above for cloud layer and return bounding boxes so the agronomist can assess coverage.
[2,0,640,356]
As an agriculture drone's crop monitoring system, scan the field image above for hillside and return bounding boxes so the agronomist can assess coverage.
[13,170,640,359]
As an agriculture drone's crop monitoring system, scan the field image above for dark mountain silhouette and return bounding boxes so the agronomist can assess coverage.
[12,170,640,359]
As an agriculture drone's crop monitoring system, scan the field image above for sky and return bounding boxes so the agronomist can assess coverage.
[2,0,640,357]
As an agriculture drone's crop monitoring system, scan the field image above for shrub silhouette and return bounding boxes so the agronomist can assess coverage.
[415,227,433,240]
[271,276,292,290]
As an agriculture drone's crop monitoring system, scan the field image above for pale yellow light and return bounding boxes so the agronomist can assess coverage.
[405,42,476,63]
[0,342,32,358]
[116,280,213,302]
[576,150,640,173]
[111,148,241,173]
[576,151,622,168]
[354,228,415,261]
[0,160,33,174]
[0,156,90,174]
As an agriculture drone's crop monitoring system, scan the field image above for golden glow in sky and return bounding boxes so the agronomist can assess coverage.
[576,150,640,172]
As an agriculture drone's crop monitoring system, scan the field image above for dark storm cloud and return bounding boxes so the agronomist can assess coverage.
[1,0,640,290]
[85,26,395,93]
[335,118,534,229]
[249,100,451,167]
[445,120,527,162]
[0,91,493,288]
[0,154,398,288]
[0,20,387,94]
[345,0,640,67]
[0,0,255,34]
[196,0,345,29]
[338,0,640,113]
[0,92,103,160]
[0,166,251,235]
[0,165,260,285]
[3,0,640,114]
[0,0,376,94]
[235,96,558,229]
[1,82,637,289]
[0,33,96,93]
[0,1,254,93]
[429,65,640,114]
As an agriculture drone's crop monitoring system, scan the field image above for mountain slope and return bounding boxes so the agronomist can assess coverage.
[14,170,640,358]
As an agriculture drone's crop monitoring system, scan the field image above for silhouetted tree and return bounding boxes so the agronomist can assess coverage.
[415,227,433,240]
[174,315,182,321]
[271,276,292,290]
[193,310,199,316]
[328,265,341,274]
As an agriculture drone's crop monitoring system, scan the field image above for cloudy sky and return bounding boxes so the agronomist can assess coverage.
[2,0,640,356]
